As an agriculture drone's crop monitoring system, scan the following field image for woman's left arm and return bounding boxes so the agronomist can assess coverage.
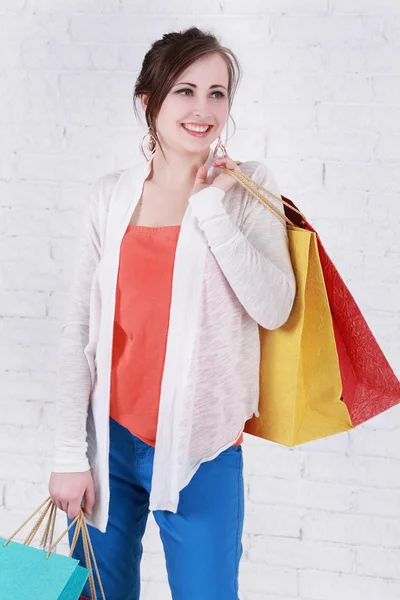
[188,164,296,330]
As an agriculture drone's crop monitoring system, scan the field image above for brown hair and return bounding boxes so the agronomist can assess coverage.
[133,26,242,160]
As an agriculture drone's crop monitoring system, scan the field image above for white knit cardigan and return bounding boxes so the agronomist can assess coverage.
[52,146,296,532]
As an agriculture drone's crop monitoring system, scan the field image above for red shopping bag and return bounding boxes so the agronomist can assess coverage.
[282,194,400,426]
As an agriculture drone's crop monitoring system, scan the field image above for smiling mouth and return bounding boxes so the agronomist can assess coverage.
[181,124,213,134]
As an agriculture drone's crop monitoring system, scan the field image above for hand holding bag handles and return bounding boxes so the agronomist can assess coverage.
[1,496,106,600]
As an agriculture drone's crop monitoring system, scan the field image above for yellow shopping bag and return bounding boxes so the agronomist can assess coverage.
[245,225,353,446]
[225,162,354,446]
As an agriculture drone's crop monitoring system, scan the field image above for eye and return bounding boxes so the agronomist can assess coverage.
[176,88,225,99]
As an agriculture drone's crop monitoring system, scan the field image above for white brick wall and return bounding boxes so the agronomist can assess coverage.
[1,1,399,598]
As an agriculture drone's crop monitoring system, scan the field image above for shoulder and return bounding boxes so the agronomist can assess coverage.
[230,159,282,214]
[89,169,126,211]
[82,169,127,248]
[237,160,280,190]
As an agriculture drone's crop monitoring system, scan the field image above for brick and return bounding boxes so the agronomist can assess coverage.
[350,427,400,460]
[0,262,57,292]
[0,291,47,318]
[244,502,303,538]
[325,162,400,193]
[331,0,400,14]
[1,370,55,401]
[0,181,58,209]
[356,487,400,519]
[316,104,373,133]
[248,475,355,512]
[0,400,43,428]
[272,14,381,47]
[0,237,51,263]
[15,151,112,184]
[299,568,400,600]
[372,75,400,104]
[215,0,329,14]
[25,0,117,12]
[243,437,304,479]
[302,511,400,547]
[0,454,46,483]
[0,425,53,458]
[356,546,400,579]
[303,451,400,489]
[240,561,298,596]
[248,536,355,573]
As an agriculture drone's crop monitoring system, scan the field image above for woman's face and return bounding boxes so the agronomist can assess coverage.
[147,53,230,155]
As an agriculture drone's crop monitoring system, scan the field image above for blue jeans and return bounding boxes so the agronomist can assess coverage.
[67,417,245,600]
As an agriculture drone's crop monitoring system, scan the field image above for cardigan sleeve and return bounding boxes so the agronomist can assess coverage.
[188,163,296,330]
[52,175,109,473]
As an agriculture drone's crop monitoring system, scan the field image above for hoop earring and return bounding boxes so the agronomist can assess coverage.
[213,135,227,159]
[139,128,157,162]
[213,112,233,159]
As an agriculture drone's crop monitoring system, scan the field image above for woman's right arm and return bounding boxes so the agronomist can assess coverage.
[49,173,119,518]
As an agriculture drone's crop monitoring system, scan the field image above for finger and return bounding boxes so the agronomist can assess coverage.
[213,157,236,169]
[83,482,95,515]
[51,497,62,512]
[219,163,236,172]
[67,501,81,521]
[195,165,208,185]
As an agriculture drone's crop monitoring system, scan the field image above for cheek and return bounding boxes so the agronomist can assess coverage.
[215,113,229,135]
[162,94,190,113]
[214,103,229,124]
[157,97,183,123]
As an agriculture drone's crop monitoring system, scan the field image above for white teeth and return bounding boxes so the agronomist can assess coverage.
[183,123,210,132]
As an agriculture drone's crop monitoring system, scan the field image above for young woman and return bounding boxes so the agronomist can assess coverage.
[49,26,296,600]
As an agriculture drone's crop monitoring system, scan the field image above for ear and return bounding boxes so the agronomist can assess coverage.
[140,93,149,112]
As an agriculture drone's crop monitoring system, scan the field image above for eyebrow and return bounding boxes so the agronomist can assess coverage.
[175,82,227,90]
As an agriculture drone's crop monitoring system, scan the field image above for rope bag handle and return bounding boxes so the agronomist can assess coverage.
[223,161,307,229]
[2,496,106,600]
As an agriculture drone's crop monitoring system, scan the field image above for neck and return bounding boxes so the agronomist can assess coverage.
[148,146,212,193]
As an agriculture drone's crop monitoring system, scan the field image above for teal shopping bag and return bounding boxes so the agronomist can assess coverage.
[0,539,89,599]
[0,496,106,600]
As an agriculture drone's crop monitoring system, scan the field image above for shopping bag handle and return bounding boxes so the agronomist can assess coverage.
[2,496,106,600]
[223,161,307,228]
[2,496,59,549]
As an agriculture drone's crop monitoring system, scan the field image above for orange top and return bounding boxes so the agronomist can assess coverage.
[109,224,243,447]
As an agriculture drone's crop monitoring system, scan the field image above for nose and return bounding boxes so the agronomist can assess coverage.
[192,100,212,120]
